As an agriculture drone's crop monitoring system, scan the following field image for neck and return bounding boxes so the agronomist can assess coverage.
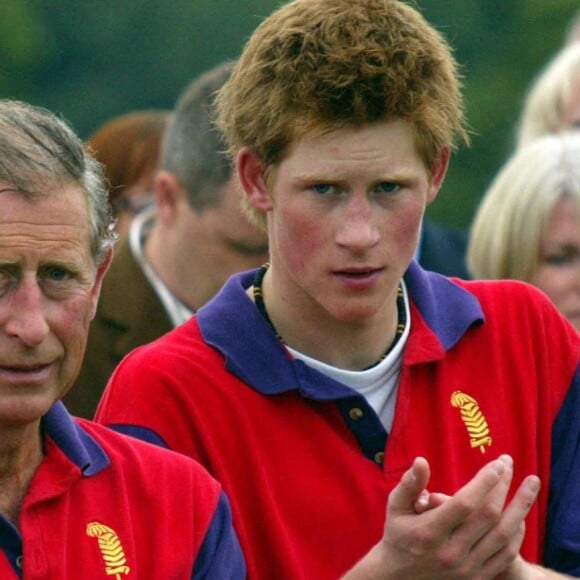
[144,224,214,312]
[0,422,44,525]
[254,264,401,370]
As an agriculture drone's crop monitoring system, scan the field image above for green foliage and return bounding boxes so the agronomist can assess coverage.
[1,0,578,229]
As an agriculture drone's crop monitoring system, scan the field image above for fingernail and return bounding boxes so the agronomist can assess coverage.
[499,454,513,468]
[491,459,505,475]
[527,476,540,493]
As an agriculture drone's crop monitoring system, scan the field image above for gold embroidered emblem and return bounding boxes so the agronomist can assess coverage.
[451,390,492,453]
[87,522,131,578]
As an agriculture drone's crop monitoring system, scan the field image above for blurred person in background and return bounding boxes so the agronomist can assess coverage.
[417,218,470,278]
[66,61,268,418]
[467,133,580,333]
[87,110,170,236]
[516,42,580,146]
[565,8,580,45]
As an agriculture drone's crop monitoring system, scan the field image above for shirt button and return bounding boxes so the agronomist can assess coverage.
[349,408,364,421]
[374,451,384,465]
[16,555,23,569]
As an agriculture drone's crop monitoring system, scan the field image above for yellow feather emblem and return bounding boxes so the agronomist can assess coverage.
[451,390,492,453]
[86,522,131,578]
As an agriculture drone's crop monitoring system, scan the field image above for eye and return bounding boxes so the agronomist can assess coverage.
[543,248,580,267]
[312,183,338,196]
[38,265,84,299]
[0,267,17,296]
[375,182,400,194]
[42,266,72,282]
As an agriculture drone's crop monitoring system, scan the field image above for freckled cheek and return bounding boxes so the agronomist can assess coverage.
[386,206,424,246]
[275,209,327,271]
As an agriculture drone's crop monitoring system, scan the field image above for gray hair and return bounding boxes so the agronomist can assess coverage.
[0,100,117,265]
[160,62,235,212]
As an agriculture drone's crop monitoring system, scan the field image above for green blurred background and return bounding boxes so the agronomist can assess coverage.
[1,0,578,229]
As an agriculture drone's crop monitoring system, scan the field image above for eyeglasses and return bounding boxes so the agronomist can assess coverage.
[113,191,154,216]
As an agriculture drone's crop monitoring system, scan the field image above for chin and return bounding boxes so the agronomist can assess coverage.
[332,305,381,323]
[0,396,56,427]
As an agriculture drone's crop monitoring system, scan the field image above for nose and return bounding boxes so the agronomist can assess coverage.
[335,193,380,252]
[3,277,50,347]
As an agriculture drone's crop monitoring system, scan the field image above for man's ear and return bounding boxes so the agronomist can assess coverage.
[426,146,451,205]
[236,147,274,213]
[90,248,113,319]
[153,170,183,225]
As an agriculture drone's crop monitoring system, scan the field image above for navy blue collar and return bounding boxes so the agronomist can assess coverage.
[42,402,110,476]
[403,260,483,350]
[197,261,483,397]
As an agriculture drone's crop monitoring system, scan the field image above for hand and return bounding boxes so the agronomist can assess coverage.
[497,556,575,580]
[342,455,541,580]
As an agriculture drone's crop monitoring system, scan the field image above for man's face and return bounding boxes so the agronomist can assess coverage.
[175,175,269,301]
[258,119,445,325]
[0,183,107,426]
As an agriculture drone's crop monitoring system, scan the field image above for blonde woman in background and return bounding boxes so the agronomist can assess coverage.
[468,132,580,332]
[516,42,580,146]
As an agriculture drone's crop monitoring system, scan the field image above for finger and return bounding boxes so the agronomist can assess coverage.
[448,455,515,548]
[473,474,541,572]
[424,457,507,536]
[387,457,431,516]
[414,490,431,514]
[414,492,450,514]
[478,524,526,579]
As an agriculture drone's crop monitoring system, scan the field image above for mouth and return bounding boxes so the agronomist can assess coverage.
[333,267,384,288]
[0,362,53,383]
[335,266,383,276]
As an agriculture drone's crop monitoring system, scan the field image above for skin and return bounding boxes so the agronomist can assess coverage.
[342,456,563,579]
[237,119,567,578]
[561,75,580,130]
[146,172,269,312]
[114,179,154,238]
[238,119,448,370]
[0,182,110,521]
[531,196,580,332]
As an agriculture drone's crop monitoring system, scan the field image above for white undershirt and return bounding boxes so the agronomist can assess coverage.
[285,280,410,433]
[128,207,194,327]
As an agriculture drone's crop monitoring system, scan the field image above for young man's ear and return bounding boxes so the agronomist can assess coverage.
[426,146,451,205]
[236,147,274,213]
[153,170,184,225]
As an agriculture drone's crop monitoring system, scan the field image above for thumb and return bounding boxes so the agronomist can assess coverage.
[387,457,431,515]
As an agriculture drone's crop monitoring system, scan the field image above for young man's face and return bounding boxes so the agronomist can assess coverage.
[0,184,109,426]
[247,119,447,325]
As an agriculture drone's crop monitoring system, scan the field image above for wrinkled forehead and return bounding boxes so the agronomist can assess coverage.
[0,183,93,255]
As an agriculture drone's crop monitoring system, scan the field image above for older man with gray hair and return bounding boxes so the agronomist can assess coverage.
[0,99,244,577]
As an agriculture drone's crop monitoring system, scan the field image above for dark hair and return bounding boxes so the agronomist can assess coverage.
[161,61,235,212]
